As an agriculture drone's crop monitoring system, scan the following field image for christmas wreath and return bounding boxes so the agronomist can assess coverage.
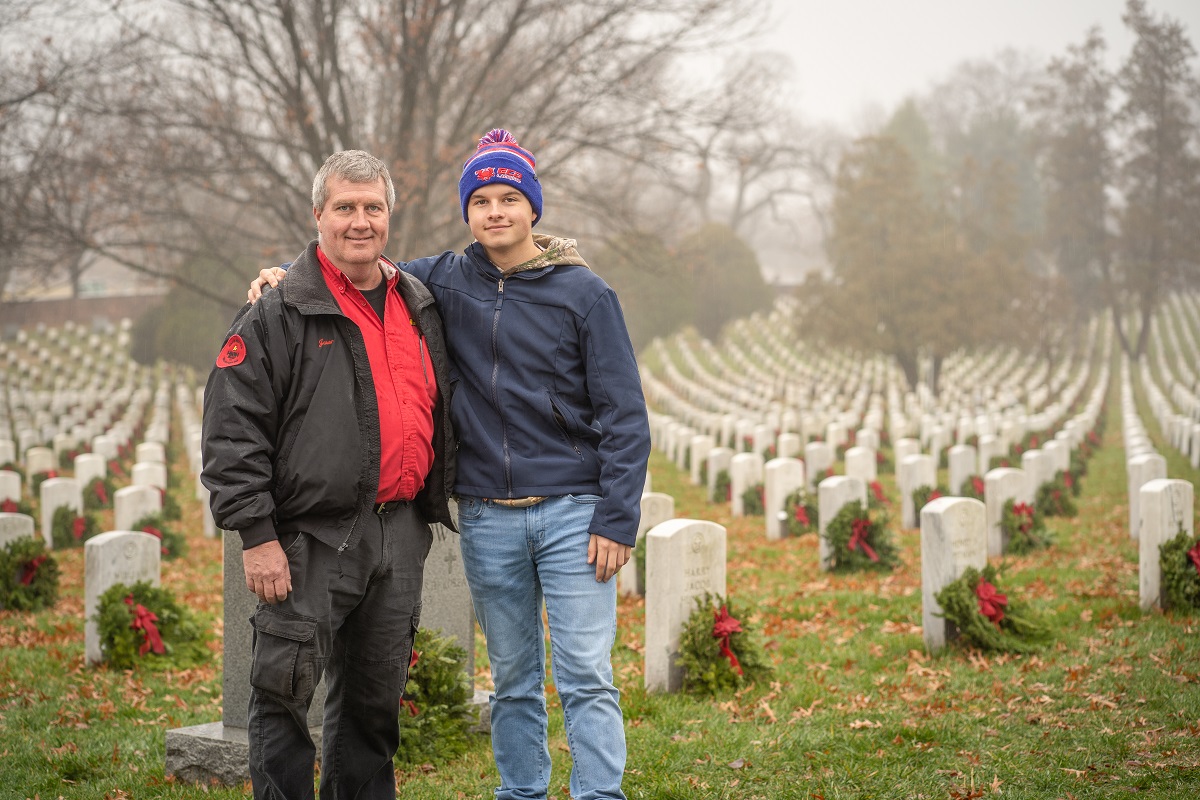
[1035,472,1077,518]
[868,480,889,510]
[1000,499,1052,554]
[933,565,1050,653]
[822,500,898,572]
[159,485,182,521]
[106,459,129,482]
[1,496,35,517]
[395,627,476,766]
[51,505,99,549]
[782,488,818,536]
[713,469,731,504]
[0,462,25,483]
[0,536,59,612]
[30,470,58,496]
[675,592,771,695]
[741,483,764,516]
[960,475,986,502]
[1159,529,1200,612]
[92,580,211,670]
[912,484,947,515]
[132,514,187,561]
[84,476,117,511]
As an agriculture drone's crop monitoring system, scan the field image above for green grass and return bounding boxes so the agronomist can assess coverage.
[3,376,1200,799]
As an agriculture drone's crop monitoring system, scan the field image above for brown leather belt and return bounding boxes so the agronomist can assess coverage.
[487,496,547,508]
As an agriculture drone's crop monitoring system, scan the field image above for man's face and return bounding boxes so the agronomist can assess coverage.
[314,175,389,273]
[466,183,537,253]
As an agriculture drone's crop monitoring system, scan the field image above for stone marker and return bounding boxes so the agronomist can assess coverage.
[136,441,167,464]
[92,434,118,462]
[114,485,162,532]
[0,512,35,548]
[0,470,19,503]
[74,453,106,489]
[1021,449,1051,496]
[803,441,834,491]
[619,492,676,597]
[920,497,987,654]
[84,530,162,664]
[777,432,802,460]
[132,461,169,491]
[984,468,1029,557]
[39,477,82,549]
[977,434,1001,475]
[947,445,976,495]
[706,447,733,502]
[844,446,876,484]
[1138,478,1194,611]
[0,439,15,465]
[1127,453,1167,541]
[899,454,936,529]
[729,452,764,517]
[644,519,726,693]
[25,446,55,482]
[894,438,920,465]
[818,476,867,571]
[764,458,805,541]
[688,434,714,487]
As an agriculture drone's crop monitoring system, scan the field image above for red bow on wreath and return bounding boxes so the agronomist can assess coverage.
[1,499,16,513]
[712,605,744,675]
[1012,502,1035,534]
[1188,541,1200,577]
[19,554,47,586]
[976,578,1008,628]
[124,595,165,656]
[93,482,108,505]
[72,517,86,540]
[794,505,810,526]
[848,518,879,562]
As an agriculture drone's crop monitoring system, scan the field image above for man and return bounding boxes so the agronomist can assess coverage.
[251,130,650,800]
[205,149,456,800]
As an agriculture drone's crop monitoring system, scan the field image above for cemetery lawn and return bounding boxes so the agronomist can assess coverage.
[3,390,1200,799]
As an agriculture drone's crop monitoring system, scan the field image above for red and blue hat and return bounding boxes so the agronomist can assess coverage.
[459,129,543,224]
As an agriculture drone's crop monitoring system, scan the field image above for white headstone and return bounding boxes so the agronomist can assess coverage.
[74,453,106,488]
[0,513,36,549]
[817,476,867,571]
[977,434,1001,476]
[856,429,880,453]
[1021,449,1052,497]
[114,485,163,532]
[619,493,676,597]
[984,467,1030,557]
[0,470,19,503]
[39,477,82,549]
[0,439,15,466]
[92,435,118,462]
[1042,440,1070,476]
[948,445,977,495]
[729,452,765,517]
[706,447,734,502]
[84,531,162,664]
[1138,478,1194,611]
[688,435,715,487]
[920,497,988,654]
[899,454,936,529]
[1127,453,1167,541]
[894,438,920,465]
[25,446,55,480]
[803,441,834,491]
[132,461,168,491]
[844,446,876,484]
[777,432,802,460]
[135,441,167,464]
[764,458,805,541]
[644,519,727,693]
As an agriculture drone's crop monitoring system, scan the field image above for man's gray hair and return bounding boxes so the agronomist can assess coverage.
[312,150,396,212]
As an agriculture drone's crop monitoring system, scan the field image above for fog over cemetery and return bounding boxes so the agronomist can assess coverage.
[2,0,1200,798]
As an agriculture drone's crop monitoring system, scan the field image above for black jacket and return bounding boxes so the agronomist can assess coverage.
[201,240,456,552]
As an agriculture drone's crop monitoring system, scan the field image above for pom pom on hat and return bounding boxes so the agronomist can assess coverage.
[459,128,543,224]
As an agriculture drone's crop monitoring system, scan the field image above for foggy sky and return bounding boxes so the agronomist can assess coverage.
[763,0,1200,128]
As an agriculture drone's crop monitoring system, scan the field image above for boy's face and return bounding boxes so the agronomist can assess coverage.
[466,183,537,254]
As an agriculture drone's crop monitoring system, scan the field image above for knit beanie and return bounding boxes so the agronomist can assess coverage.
[459,129,543,225]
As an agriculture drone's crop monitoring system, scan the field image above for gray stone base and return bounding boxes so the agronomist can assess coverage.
[164,721,322,787]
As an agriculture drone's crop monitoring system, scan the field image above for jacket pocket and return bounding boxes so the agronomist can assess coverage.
[543,388,585,461]
[250,609,318,702]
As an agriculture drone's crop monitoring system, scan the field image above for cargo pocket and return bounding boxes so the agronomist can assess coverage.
[250,608,318,702]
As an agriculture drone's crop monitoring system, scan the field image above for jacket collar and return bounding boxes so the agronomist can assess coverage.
[467,233,590,279]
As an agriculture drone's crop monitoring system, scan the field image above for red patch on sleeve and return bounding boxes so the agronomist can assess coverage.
[217,334,247,368]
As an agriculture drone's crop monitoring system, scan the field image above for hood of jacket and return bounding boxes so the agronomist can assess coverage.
[500,233,590,276]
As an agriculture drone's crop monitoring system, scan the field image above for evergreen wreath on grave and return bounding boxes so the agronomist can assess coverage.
[933,565,1050,653]
[782,488,818,536]
[0,462,25,483]
[1159,529,1200,612]
[158,486,182,521]
[1035,472,1077,518]
[51,506,99,549]
[875,449,892,473]
[699,461,708,487]
[58,448,84,471]
[106,459,129,482]
[83,476,117,511]
[1070,447,1089,479]
[868,480,889,510]
[911,484,948,514]
[1,496,35,517]
[395,627,476,766]
[960,475,986,503]
[741,483,765,516]
[740,435,754,453]
[1000,499,1053,554]
[93,580,210,670]
[762,444,777,461]
[30,470,58,496]
[0,536,59,612]
[675,592,771,695]
[823,500,898,572]
[714,469,731,503]
[132,514,187,561]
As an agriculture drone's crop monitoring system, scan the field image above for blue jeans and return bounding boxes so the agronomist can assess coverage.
[457,495,627,800]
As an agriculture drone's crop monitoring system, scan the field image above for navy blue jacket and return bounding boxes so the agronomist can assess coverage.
[405,239,650,546]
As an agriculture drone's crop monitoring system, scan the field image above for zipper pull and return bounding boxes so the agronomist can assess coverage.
[498,278,504,293]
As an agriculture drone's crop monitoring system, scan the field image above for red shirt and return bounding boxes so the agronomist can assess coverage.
[317,247,438,503]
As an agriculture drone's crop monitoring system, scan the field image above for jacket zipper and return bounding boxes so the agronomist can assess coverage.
[493,277,512,496]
